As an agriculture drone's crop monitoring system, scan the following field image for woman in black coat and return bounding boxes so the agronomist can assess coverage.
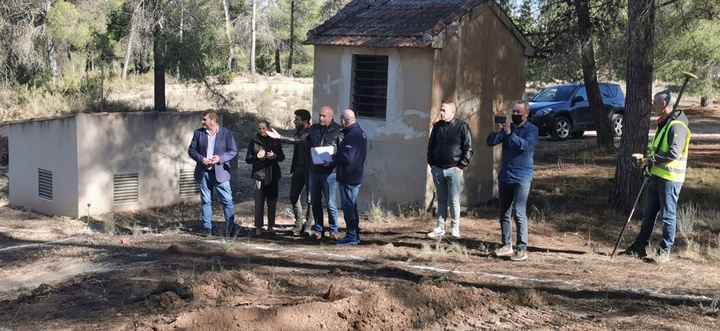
[245,120,285,235]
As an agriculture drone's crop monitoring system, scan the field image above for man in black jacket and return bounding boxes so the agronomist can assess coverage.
[426,100,474,239]
[336,109,367,246]
[267,106,344,240]
[284,109,314,237]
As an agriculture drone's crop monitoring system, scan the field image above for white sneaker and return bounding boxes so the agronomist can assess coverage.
[426,227,445,238]
[450,228,460,239]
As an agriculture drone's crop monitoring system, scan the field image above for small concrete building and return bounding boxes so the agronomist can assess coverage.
[1,112,210,218]
[305,0,534,210]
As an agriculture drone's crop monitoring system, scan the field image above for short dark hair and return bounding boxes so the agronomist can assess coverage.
[294,109,311,122]
[202,110,218,121]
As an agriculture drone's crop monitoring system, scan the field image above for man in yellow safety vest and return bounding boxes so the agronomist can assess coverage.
[624,90,691,264]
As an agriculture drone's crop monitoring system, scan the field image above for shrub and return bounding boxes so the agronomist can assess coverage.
[217,71,235,85]
[292,64,314,78]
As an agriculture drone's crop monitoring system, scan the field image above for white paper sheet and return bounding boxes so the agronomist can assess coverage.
[311,146,334,165]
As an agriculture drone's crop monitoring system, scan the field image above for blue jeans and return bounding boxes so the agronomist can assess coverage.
[309,171,339,234]
[199,171,235,230]
[339,183,361,240]
[431,166,463,231]
[633,176,683,253]
[498,181,531,250]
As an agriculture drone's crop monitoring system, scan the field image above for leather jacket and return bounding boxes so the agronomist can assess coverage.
[279,121,343,174]
[289,127,311,174]
[427,118,474,169]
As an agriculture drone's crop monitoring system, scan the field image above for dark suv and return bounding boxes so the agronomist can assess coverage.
[528,83,625,140]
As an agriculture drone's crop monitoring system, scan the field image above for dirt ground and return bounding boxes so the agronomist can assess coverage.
[2,99,720,330]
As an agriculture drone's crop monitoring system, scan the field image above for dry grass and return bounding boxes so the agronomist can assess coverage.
[419,239,470,262]
[506,288,546,308]
[103,213,117,235]
[532,138,720,261]
[365,198,397,224]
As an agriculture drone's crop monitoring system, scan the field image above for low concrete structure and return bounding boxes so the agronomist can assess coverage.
[1,111,212,218]
[306,0,534,210]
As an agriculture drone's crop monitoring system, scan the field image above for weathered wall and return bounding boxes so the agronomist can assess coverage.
[312,46,434,211]
[429,6,529,206]
[76,112,205,216]
[2,111,223,218]
[2,116,79,216]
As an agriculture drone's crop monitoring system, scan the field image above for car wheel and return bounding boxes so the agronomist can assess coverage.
[550,116,571,141]
[612,113,623,136]
[570,131,585,139]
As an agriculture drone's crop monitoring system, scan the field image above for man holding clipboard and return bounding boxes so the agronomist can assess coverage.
[267,106,344,240]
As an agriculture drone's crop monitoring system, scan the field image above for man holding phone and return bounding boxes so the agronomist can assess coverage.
[486,100,539,261]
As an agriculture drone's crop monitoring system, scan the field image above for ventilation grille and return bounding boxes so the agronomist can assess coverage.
[179,169,199,198]
[38,168,52,201]
[113,173,139,204]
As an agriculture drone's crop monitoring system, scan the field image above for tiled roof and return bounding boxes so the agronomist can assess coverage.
[306,0,529,50]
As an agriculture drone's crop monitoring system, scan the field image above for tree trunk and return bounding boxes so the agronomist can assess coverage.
[287,0,295,77]
[250,0,257,74]
[122,32,134,80]
[609,0,655,211]
[700,96,711,107]
[153,0,166,112]
[48,38,58,86]
[123,0,143,80]
[45,0,58,86]
[574,0,613,148]
[177,0,183,80]
[222,0,234,71]
[275,48,281,74]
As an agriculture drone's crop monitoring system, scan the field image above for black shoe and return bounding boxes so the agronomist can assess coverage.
[623,244,647,258]
[201,228,212,238]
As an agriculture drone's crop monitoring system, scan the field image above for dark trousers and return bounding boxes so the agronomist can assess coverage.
[289,169,313,233]
[254,179,279,228]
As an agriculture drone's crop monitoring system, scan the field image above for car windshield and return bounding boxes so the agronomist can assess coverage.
[532,86,576,102]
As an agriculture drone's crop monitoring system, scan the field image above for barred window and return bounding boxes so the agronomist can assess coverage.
[352,55,388,119]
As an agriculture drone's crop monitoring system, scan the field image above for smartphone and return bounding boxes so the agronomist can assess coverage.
[494,116,507,124]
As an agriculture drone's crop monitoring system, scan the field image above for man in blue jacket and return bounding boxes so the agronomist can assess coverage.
[188,111,238,237]
[336,109,367,246]
[487,100,539,261]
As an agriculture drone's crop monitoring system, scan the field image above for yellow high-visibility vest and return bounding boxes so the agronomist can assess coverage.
[648,120,691,182]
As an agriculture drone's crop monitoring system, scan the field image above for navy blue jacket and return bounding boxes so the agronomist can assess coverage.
[336,123,367,185]
[188,126,238,182]
[486,122,539,183]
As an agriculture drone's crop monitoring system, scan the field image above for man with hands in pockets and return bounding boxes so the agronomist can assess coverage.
[426,100,474,240]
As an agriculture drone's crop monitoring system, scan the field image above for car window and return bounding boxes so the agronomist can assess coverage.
[574,87,587,101]
[600,85,612,98]
[532,86,576,102]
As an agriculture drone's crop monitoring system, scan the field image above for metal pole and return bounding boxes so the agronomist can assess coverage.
[611,175,649,260]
